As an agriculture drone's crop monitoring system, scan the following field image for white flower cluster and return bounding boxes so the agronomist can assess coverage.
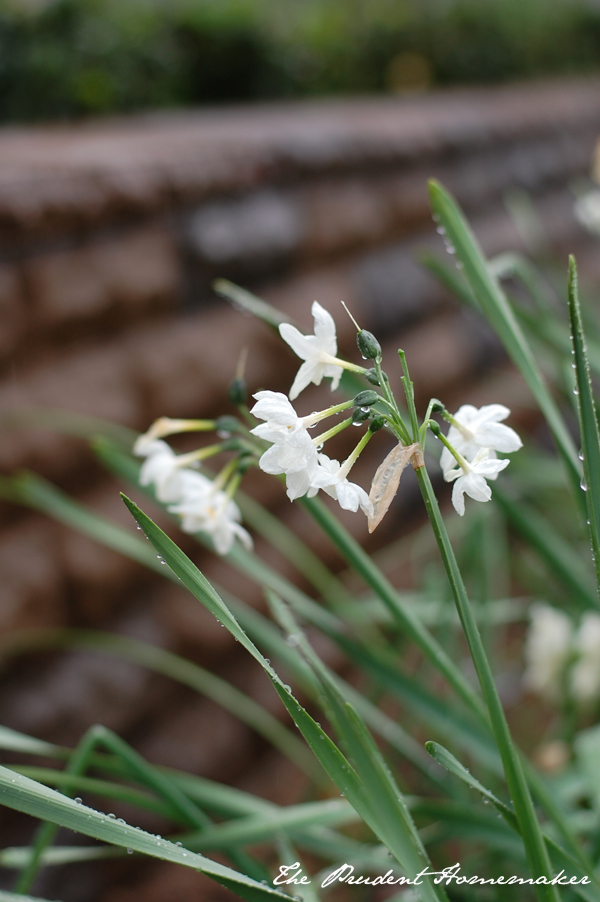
[133,435,252,555]
[524,603,600,706]
[440,404,522,516]
[251,302,373,517]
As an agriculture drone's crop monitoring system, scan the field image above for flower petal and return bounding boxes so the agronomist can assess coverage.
[311,301,337,354]
[279,323,313,361]
[474,422,522,453]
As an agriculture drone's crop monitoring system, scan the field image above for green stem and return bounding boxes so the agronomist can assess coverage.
[300,496,486,719]
[398,350,420,441]
[312,417,353,447]
[414,464,559,902]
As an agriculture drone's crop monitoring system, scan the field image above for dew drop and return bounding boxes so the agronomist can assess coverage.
[581,480,588,492]
[108,813,116,819]
[127,848,133,855]
[436,225,446,235]
[117,818,126,825]
[455,261,464,270]
[579,452,585,461]
[74,797,82,804]
[573,388,580,395]
[176,841,183,847]
[572,363,577,369]
[136,525,142,530]
[160,560,167,565]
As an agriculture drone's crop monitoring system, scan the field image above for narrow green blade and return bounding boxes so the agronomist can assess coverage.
[567,256,600,594]
[428,179,580,493]
[0,767,290,902]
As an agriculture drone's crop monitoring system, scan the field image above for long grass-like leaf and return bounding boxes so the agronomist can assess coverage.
[120,495,447,899]
[567,255,600,594]
[426,742,599,902]
[428,179,581,495]
[0,767,290,902]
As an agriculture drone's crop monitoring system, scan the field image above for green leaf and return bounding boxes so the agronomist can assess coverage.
[428,179,581,495]
[426,742,600,902]
[213,279,293,328]
[120,496,445,899]
[495,485,599,610]
[567,255,600,594]
[0,766,290,902]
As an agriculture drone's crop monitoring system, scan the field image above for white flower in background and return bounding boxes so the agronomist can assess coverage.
[312,453,374,517]
[134,433,252,555]
[250,391,320,500]
[524,604,573,701]
[170,486,253,555]
[571,613,600,705]
[279,301,344,400]
[440,404,522,475]
[443,448,510,516]
[574,190,600,237]
[137,440,199,503]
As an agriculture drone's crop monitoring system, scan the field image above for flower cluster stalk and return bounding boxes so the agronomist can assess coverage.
[414,463,559,902]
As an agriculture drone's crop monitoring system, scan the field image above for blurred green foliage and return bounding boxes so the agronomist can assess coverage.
[1,0,600,122]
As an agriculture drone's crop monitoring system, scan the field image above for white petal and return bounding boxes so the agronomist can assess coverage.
[251,391,298,425]
[472,404,511,425]
[451,478,467,516]
[311,301,337,354]
[474,422,522,453]
[463,473,492,503]
[472,457,510,478]
[289,359,323,400]
[279,323,313,361]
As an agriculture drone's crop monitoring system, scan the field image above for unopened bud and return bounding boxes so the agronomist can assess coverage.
[357,330,382,361]
[429,421,442,438]
[228,377,247,406]
[353,390,379,407]
[352,408,371,425]
[237,455,255,475]
[364,367,388,386]
[216,415,241,436]
[430,399,445,413]
[369,416,386,433]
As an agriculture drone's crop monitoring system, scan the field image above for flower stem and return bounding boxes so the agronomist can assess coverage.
[374,358,411,444]
[302,400,353,428]
[398,350,420,441]
[338,430,373,479]
[312,417,353,447]
[414,463,559,902]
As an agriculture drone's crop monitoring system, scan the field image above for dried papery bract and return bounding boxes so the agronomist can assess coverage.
[368,443,420,533]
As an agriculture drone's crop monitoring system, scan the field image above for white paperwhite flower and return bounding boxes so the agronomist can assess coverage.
[137,439,202,503]
[570,613,600,704]
[170,485,253,555]
[444,447,510,516]
[250,391,320,500]
[312,454,374,517]
[440,404,522,475]
[574,190,600,237]
[279,301,344,400]
[524,604,573,701]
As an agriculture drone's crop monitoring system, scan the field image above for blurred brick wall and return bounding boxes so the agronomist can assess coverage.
[0,79,599,900]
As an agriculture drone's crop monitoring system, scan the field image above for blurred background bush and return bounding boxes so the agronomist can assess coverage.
[2,0,600,122]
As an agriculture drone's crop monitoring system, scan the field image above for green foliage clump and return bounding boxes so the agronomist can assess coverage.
[0,0,599,127]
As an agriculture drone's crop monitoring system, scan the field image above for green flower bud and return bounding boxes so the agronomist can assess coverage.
[216,415,242,436]
[364,367,388,386]
[353,390,380,407]
[351,408,371,425]
[228,377,247,406]
[357,330,382,361]
[369,416,386,433]
[428,420,442,438]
